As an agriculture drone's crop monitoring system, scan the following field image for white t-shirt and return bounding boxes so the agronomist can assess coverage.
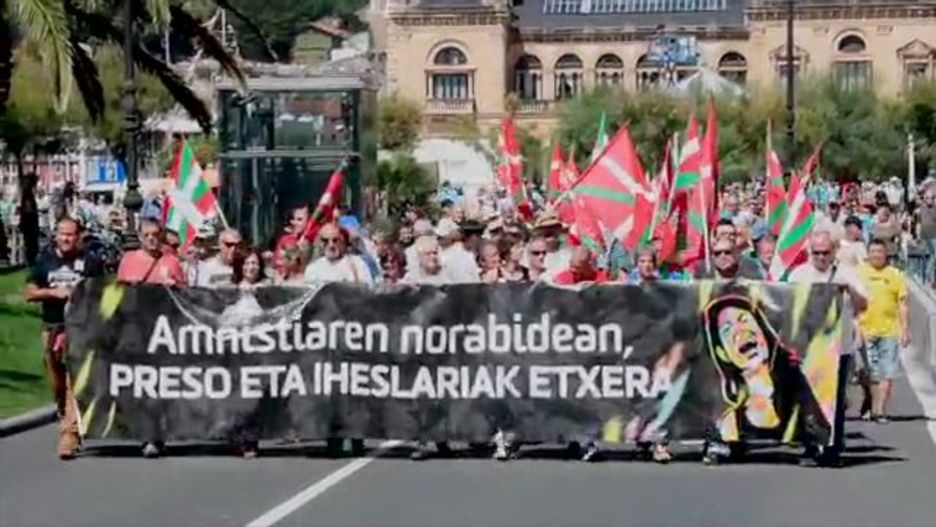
[304,255,374,284]
[837,239,867,269]
[787,262,868,356]
[402,263,478,285]
[404,244,420,276]
[440,243,480,282]
[193,257,234,287]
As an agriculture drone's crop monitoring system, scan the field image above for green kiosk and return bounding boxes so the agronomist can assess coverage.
[216,71,376,247]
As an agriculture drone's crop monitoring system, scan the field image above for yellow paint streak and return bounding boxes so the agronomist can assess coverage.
[602,416,623,443]
[102,402,117,438]
[99,282,125,320]
[80,396,98,437]
[72,350,95,398]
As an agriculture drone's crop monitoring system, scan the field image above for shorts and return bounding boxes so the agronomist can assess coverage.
[864,336,901,381]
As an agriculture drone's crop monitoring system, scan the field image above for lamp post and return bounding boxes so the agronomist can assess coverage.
[785,0,796,174]
[121,0,143,248]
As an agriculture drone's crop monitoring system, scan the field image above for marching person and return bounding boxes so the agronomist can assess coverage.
[25,217,104,460]
[526,236,550,282]
[499,237,529,282]
[116,219,186,458]
[192,228,241,287]
[837,216,868,269]
[552,245,609,285]
[857,239,909,423]
[304,223,374,284]
[233,247,270,288]
[786,230,868,465]
[403,235,476,459]
[117,219,185,286]
[478,240,502,283]
[303,223,372,457]
[436,218,479,282]
[276,245,307,285]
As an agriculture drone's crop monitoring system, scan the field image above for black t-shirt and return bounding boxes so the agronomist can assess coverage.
[28,247,104,324]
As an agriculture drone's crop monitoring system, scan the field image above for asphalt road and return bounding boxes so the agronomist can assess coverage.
[2,359,935,527]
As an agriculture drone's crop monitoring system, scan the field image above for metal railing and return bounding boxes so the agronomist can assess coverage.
[424,99,475,115]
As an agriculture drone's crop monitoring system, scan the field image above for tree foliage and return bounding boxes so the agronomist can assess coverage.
[374,153,437,218]
[556,77,929,183]
[377,93,422,151]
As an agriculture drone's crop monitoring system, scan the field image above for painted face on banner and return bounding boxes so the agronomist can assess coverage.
[717,306,769,371]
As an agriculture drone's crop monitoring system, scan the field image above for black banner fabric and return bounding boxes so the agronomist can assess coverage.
[66,279,846,446]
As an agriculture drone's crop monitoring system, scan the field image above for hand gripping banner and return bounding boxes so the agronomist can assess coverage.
[66,279,846,447]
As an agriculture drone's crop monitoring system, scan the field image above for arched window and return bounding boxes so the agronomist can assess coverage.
[595,54,624,87]
[838,35,867,54]
[514,55,543,101]
[834,35,871,91]
[555,54,583,100]
[434,46,468,65]
[717,52,747,85]
[636,54,659,91]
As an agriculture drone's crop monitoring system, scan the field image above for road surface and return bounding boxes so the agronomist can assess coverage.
[2,359,935,527]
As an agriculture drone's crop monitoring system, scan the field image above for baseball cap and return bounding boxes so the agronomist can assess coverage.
[413,219,434,236]
[436,218,459,238]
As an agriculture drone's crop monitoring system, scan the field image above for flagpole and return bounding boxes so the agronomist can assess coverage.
[214,200,231,230]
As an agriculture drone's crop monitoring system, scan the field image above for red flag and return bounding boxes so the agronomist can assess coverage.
[570,126,653,252]
[701,97,719,220]
[547,142,564,202]
[496,116,531,218]
[673,115,706,267]
[801,142,823,184]
[303,161,346,242]
[650,141,677,261]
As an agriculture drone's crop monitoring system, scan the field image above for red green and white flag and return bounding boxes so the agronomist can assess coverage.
[701,97,720,220]
[769,170,814,280]
[570,126,653,252]
[303,160,346,242]
[165,140,218,248]
[589,111,610,164]
[672,115,707,266]
[647,140,678,261]
[765,120,788,237]
[546,141,564,202]
[496,115,532,219]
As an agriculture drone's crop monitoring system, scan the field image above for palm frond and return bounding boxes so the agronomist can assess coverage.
[69,5,212,132]
[146,0,170,28]
[211,0,279,62]
[169,4,244,88]
[69,38,104,121]
[13,0,74,112]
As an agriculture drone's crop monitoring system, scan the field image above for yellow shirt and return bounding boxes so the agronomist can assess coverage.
[858,263,907,337]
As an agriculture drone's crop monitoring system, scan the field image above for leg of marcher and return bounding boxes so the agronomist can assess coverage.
[44,328,80,460]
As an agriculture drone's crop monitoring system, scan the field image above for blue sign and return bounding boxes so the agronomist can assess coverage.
[91,157,126,184]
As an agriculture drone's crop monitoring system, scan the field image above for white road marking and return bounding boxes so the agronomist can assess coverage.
[246,440,402,527]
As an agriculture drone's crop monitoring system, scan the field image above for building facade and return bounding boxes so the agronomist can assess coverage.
[371,0,936,134]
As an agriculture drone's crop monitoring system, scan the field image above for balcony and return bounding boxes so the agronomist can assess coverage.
[424,99,475,115]
[515,99,550,115]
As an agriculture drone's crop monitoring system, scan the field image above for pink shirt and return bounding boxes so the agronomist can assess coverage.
[118,249,185,285]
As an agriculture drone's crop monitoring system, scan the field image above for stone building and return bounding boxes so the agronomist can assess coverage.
[368,0,936,134]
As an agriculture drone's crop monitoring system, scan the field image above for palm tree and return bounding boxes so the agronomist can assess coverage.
[0,0,266,130]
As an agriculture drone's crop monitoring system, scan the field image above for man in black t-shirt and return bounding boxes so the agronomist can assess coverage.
[25,217,103,460]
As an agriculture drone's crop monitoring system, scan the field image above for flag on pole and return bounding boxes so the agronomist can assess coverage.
[590,111,610,163]
[570,126,653,252]
[547,142,564,202]
[701,97,720,220]
[765,120,788,237]
[302,160,347,242]
[769,170,815,280]
[672,115,707,266]
[496,115,533,219]
[647,140,677,261]
[165,139,219,248]
[801,142,823,184]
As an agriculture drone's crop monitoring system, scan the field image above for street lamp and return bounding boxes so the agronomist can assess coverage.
[785,0,796,174]
[121,0,143,249]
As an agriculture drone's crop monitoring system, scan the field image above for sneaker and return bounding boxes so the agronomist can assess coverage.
[581,441,601,462]
[876,415,889,424]
[860,411,872,421]
[703,441,730,466]
[492,432,510,461]
[142,442,161,459]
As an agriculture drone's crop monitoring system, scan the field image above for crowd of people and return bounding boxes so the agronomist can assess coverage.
[20,173,925,465]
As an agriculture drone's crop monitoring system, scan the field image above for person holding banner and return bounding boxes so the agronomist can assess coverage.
[117,219,184,286]
[25,217,104,460]
[191,229,241,287]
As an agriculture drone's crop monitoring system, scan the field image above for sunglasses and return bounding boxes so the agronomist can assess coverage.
[321,237,342,245]
[530,250,546,256]
[811,250,832,256]
[713,250,734,257]
[221,241,239,248]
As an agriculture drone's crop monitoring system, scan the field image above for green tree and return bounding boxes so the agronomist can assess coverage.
[377,93,422,151]
[902,80,936,174]
[374,153,437,219]
[0,0,245,130]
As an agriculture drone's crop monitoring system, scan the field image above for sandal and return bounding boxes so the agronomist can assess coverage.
[652,443,673,464]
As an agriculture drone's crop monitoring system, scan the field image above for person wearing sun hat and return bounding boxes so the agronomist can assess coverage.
[533,211,572,277]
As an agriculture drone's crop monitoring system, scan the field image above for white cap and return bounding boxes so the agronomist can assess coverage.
[436,218,459,238]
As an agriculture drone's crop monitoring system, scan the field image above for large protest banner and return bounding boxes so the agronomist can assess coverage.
[66,279,846,447]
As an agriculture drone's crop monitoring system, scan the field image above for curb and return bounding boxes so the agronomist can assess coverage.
[0,405,56,437]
